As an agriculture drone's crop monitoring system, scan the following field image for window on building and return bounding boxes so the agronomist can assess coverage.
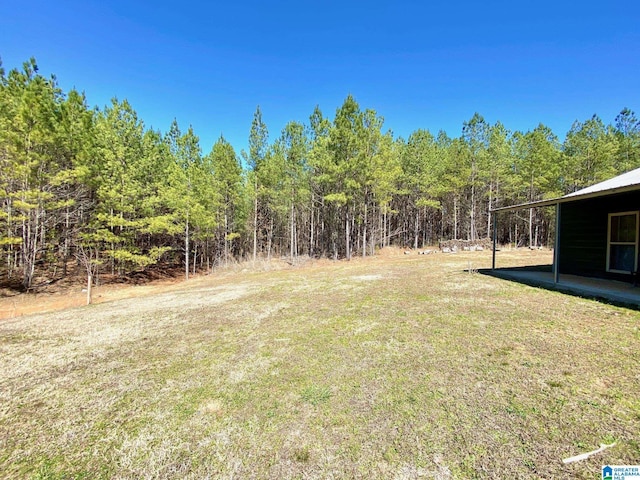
[607,211,639,273]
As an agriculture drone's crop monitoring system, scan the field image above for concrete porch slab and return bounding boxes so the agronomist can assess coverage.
[481,266,640,309]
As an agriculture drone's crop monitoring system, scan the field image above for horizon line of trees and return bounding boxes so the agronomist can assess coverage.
[1,57,639,294]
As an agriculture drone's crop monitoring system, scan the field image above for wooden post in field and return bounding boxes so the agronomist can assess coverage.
[87,273,92,305]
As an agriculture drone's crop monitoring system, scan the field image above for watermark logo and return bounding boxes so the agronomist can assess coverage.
[603,465,640,480]
[603,466,613,480]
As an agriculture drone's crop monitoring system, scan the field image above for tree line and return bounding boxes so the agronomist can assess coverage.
[1,58,639,292]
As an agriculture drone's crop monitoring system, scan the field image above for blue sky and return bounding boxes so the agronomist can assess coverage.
[2,0,639,154]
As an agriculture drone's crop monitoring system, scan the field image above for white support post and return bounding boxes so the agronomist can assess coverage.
[492,211,497,270]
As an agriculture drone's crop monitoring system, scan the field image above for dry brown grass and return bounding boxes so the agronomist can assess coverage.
[1,249,639,479]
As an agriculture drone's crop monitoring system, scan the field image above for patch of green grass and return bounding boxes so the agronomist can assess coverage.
[1,250,639,478]
[300,385,332,406]
[30,458,99,480]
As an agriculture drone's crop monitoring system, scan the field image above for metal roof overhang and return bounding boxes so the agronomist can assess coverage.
[490,183,640,213]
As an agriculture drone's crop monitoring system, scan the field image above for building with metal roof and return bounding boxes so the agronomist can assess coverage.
[491,167,640,288]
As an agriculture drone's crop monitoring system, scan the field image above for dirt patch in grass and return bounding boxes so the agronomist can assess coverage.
[0,257,299,320]
[0,249,639,479]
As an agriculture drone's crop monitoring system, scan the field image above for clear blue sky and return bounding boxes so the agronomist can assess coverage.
[2,0,639,154]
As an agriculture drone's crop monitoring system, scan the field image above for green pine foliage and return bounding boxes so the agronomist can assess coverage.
[1,57,639,287]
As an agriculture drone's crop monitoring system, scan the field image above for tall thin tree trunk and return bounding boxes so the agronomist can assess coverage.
[528,208,533,249]
[487,185,492,239]
[267,216,273,261]
[414,209,419,249]
[290,202,295,263]
[224,212,229,266]
[382,211,387,247]
[345,210,351,260]
[371,220,376,256]
[185,212,190,280]
[6,200,13,279]
[22,207,39,290]
[110,207,115,275]
[63,206,70,276]
[193,243,197,276]
[362,202,368,258]
[470,182,476,241]
[454,197,458,240]
[295,214,299,260]
[310,203,315,257]
[253,192,258,263]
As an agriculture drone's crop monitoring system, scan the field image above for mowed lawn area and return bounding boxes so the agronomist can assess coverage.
[1,250,639,479]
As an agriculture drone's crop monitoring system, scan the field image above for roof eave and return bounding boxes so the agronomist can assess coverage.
[491,184,640,213]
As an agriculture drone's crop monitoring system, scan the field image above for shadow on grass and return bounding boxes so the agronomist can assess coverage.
[478,264,640,310]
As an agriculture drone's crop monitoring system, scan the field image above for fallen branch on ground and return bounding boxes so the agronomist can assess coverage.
[562,442,616,464]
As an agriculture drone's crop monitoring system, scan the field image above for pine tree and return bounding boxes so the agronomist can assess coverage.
[562,115,617,192]
[248,106,268,262]
[462,113,489,241]
[280,121,309,262]
[614,108,640,173]
[512,124,561,247]
[207,135,242,265]
[163,121,206,279]
[0,58,67,288]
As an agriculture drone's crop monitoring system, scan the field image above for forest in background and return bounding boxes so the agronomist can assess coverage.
[1,57,640,291]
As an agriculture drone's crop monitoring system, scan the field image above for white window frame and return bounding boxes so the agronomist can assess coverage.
[606,210,640,274]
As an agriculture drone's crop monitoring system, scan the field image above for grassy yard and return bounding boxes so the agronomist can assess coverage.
[1,249,639,479]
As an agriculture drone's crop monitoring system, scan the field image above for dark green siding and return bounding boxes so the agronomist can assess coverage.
[559,190,640,281]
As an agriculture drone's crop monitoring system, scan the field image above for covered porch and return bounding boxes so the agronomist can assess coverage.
[482,264,640,308]
[489,167,640,308]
